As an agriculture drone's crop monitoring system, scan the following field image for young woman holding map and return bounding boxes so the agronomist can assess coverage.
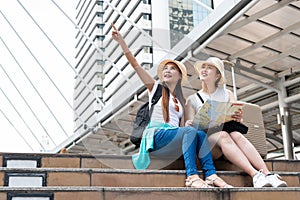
[185,57,287,188]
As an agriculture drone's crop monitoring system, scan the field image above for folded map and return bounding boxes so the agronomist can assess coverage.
[193,99,244,130]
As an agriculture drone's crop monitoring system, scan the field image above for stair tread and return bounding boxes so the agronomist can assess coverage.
[2,152,300,172]
[1,186,300,190]
[1,152,299,189]
[0,167,299,174]
[2,186,299,200]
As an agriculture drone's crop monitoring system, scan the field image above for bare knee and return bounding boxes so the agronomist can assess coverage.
[211,131,233,146]
[230,131,248,145]
[209,132,234,158]
[218,131,231,141]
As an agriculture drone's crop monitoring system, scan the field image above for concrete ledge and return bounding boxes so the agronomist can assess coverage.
[1,152,300,172]
[1,187,300,200]
[0,168,299,187]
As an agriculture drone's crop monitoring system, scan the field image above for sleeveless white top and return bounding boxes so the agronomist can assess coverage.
[149,82,183,127]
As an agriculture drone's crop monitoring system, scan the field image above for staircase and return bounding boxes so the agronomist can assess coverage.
[0,153,299,200]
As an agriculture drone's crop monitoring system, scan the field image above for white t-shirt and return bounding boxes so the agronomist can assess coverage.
[149,82,183,127]
[187,87,230,113]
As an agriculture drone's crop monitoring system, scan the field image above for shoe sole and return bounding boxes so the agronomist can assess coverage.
[274,183,288,187]
[257,183,272,187]
[263,184,272,187]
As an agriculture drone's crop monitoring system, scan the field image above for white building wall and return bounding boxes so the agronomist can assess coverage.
[151,0,172,64]
[72,0,215,151]
[74,0,153,136]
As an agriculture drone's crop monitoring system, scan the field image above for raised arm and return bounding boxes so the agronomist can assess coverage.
[111,23,155,91]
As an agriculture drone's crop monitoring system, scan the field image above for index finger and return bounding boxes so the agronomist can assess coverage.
[111,22,117,31]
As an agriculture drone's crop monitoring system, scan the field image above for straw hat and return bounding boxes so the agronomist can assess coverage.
[194,57,226,85]
[157,60,187,84]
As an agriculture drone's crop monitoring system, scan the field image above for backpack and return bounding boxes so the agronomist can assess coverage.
[130,84,162,148]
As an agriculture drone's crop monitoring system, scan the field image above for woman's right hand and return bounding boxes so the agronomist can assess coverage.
[231,109,243,122]
[111,22,155,89]
[111,23,123,43]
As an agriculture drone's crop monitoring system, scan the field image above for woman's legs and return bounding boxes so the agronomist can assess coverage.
[193,130,233,187]
[151,128,182,158]
[229,132,287,187]
[230,131,270,174]
[208,131,258,177]
[183,128,232,187]
[193,130,216,178]
[152,126,215,177]
[152,127,230,187]
[151,126,209,176]
[182,127,217,187]
[152,127,208,187]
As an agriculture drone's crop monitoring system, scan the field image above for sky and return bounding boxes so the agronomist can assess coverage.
[0,0,226,153]
[0,0,76,153]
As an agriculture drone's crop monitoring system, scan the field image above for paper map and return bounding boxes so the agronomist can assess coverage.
[193,99,244,130]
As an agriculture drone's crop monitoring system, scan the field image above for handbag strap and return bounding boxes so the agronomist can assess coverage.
[196,93,204,104]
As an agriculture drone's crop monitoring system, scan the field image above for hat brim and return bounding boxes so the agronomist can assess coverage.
[194,60,226,85]
[157,60,187,84]
[194,60,214,73]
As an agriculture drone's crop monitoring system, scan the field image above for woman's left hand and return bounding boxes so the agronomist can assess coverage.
[185,119,193,127]
[231,109,243,122]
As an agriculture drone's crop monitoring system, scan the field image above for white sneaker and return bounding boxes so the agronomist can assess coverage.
[253,170,272,188]
[266,173,287,187]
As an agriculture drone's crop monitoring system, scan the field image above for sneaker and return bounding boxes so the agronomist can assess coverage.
[253,170,272,188]
[266,173,287,187]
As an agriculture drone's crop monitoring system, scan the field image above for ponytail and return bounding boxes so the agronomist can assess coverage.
[161,82,170,122]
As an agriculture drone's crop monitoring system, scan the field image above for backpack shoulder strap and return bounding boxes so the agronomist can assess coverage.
[151,84,162,106]
[196,92,204,104]
[148,84,162,116]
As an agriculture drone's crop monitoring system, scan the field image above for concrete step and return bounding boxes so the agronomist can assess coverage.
[1,152,300,172]
[1,168,299,187]
[1,152,299,199]
[1,187,300,200]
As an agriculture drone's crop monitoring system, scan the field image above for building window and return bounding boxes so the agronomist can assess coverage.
[169,0,213,47]
[193,0,212,26]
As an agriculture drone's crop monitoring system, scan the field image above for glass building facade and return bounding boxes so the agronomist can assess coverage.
[169,0,213,47]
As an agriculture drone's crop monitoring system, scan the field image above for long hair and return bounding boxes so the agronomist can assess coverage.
[215,69,222,87]
[161,80,186,123]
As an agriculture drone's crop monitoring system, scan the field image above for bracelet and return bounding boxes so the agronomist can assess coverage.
[124,51,131,55]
